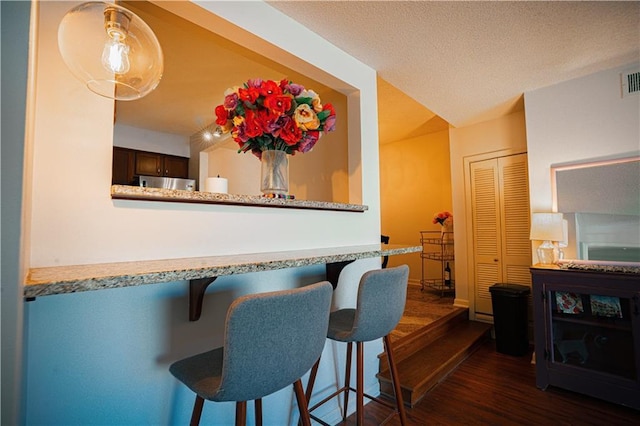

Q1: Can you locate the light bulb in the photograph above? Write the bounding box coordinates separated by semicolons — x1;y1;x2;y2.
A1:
202;130;213;142
58;2;163;100
101;7;132;75
101;32;130;74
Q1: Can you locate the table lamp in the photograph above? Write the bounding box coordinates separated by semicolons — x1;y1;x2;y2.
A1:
530;213;564;265
557;219;569;260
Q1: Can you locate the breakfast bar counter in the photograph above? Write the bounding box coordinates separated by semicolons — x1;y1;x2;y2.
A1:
25;243;421;320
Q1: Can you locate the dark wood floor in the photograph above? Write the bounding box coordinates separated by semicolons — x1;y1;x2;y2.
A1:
339;339;640;425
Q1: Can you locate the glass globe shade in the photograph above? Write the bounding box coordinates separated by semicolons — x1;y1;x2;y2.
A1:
58;1;163;101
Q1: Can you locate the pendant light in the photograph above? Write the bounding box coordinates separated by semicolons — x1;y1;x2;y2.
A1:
58;1;163;101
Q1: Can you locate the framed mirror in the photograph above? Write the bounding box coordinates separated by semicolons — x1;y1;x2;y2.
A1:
552;154;640;263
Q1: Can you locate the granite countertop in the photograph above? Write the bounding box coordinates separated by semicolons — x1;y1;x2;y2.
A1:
25;244;421;298
111;185;368;212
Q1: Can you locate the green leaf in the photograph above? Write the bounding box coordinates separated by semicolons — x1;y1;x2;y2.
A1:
295;96;313;106
238;141;252;153
316;110;330;121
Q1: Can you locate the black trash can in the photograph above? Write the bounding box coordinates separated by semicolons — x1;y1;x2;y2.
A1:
489;283;530;356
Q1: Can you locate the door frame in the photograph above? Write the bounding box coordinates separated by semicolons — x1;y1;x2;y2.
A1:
463;148;527;322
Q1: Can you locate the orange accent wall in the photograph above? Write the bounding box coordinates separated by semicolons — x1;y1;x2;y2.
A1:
380;130;452;283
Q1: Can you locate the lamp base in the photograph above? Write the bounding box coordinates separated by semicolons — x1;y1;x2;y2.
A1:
537;241;557;265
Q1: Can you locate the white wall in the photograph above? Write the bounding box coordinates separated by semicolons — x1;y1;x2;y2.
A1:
449;64;640;317
22;1;382;424
113;123;191;157
525;63;640;213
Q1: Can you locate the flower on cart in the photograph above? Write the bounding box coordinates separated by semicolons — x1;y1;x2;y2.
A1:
432;211;453;226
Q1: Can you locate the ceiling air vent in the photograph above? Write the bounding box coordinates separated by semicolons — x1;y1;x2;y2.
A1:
621;69;640;98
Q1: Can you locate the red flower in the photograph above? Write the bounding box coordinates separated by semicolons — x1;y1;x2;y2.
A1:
264;95;292;115
215;105;228;126
238;86;260;104
243;110;263;139
278;117;302;145
323;103;336;117
259;80;282;97
256;108;279;134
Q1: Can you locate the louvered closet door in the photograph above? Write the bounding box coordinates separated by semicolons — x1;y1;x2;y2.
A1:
471;154;531;316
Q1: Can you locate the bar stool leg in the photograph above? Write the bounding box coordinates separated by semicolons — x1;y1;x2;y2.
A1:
294;379;312;426
343;342;353;421
304;358;321;403
356;341;364;425
235;401;247;426
254;398;263;426
384;335;407;426
190;395;204;426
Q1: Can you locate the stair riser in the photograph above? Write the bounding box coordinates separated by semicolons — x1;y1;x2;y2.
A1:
379;334;489;406
377;318;491;407
380;308;468;371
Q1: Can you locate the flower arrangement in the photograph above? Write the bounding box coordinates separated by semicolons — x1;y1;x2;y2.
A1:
433;211;453;226
214;78;336;159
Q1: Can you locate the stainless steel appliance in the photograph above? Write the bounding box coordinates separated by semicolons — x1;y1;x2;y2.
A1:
139;176;195;191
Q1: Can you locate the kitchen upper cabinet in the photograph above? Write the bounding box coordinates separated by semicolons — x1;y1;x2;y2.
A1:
135;151;164;177
112;147;189;184
112;147;136;185
163;154;189;178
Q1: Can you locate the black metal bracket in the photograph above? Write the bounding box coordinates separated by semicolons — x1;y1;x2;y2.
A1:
189;260;356;321
325;260;355;289
189;277;218;321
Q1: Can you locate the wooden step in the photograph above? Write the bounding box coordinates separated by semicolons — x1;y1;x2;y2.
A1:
381;307;469;369
377;320;492;407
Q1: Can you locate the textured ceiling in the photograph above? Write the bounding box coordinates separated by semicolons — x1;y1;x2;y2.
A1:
115;1;639;146
268;0;640;128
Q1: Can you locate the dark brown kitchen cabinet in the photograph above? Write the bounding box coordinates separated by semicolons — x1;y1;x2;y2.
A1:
112;147;189;184
531;266;640;410
112;147;136;185
163;154;189;178
135;151;189;178
135;151;164;176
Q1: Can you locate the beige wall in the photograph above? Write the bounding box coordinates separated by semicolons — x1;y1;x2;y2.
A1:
449;111;528;312
380;129;452;283
21;1;386;423
28;1;379;268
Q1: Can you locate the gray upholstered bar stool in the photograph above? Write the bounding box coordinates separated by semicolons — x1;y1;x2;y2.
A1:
305;265;409;426
170;281;333;426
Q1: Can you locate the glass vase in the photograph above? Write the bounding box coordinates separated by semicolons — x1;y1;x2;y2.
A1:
260;150;289;196
441;223;454;255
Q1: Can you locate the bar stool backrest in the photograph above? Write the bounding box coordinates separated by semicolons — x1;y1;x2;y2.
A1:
216;281;333;402
350;265;409;342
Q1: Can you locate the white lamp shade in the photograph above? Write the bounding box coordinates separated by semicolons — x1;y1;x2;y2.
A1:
558;219;569;248
58;2;163;101
530;213;564;241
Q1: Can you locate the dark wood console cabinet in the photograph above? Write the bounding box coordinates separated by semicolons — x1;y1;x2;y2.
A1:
531;266;640;410
112;147;189;185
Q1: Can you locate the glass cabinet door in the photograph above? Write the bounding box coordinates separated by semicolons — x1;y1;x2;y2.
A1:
548;287;639;380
